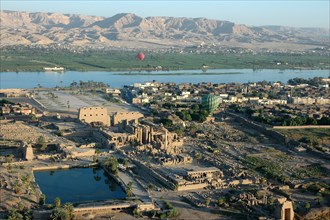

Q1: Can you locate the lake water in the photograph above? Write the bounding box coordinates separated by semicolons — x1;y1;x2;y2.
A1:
34;167;126;204
1;69;329;89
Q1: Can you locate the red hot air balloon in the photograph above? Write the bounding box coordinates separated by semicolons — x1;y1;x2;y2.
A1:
137;52;145;61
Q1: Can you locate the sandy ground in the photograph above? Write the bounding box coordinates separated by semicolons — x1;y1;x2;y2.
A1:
34;90;138;114
0;164;38;211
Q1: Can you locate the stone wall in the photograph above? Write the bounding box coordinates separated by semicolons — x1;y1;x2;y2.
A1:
176;183;208;191
111;111;144;126
78;107;110;126
131;159;176;190
273;125;330;129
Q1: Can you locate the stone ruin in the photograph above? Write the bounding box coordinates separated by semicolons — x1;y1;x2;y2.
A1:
274;197;294;220
20;142;34;161
237;192;268;207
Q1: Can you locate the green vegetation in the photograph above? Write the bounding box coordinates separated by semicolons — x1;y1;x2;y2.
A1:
54;197;61;207
7;209;24;220
50;207;67;220
252;113;329;126
218;196;227;206
39;194;46;205
243;156;289;183
175;104;210;122
1;48;329;72
288;77;327;86
50;202;74;220
104;156;119;175
156;201;180;219
55;130;63;136
293;164;328;179
275;128;330;147
7;207;32;220
133;208;143;218
205;197;211;207
245;107;330;126
36;136;47;151
0;99;14;106
126;181;134;197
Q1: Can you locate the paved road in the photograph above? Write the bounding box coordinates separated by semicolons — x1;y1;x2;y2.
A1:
117;170;151;203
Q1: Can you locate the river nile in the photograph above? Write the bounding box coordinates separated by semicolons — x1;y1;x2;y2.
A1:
0;69;329;89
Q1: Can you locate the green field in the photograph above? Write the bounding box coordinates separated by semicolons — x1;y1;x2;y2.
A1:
1;48;329;72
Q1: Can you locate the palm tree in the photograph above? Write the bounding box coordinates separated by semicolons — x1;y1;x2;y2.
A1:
205;197;211;207
63;203;75;220
50;207;67;220
7;209;23;220
104;156;118;175
126;181;134;197
54;197;61;207
13;180;21;194
39;194;46;205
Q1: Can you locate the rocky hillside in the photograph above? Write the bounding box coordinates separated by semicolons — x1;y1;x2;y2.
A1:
1;10;329;49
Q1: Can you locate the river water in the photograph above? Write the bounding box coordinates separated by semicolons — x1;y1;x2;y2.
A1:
1;69;328;89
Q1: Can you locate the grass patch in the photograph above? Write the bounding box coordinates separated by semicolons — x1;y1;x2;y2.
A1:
293;163;328;179
243;156;289;182
275;128;330;145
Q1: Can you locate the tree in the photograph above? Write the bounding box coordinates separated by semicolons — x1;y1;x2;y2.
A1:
148;183;155;191
92;155;98;163
7;209;23;220
21;174;32;187
189;124;197;133
315;193;323;205
192;104;199;111
133;208;142;217
218;197;226;206
194;153;202;162
95;149;101;155
172;124;185;137
63;203;75;220
160;118;173;127
205;197;211;207
259;178;267;185
36;136;47;150
127;181;134;197
54;197;61;208
50;207;67;220
55;130;63;136
122;158;129;168
14;180;22;194
17;202;25;212
104;156;119;175
23;208;32;220
39;194;46;205
306;117;317;125
305;202;311;210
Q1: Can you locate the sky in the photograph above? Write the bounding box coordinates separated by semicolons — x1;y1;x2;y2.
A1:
1;0;329;28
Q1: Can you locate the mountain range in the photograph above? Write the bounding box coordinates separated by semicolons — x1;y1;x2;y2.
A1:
1;10;329;50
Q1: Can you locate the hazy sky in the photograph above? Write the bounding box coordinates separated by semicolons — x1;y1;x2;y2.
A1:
1;0;329;28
